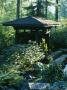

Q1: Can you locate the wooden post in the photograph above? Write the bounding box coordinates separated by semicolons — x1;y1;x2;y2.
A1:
35;30;39;44
16;0;20;43
15;29;19;43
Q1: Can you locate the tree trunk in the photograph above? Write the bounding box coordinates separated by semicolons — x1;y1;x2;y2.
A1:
55;0;58;21
45;0;48;19
16;0;20;19
37;0;41;16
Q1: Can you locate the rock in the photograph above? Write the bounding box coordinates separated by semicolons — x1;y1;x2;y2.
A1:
63;65;67;79
51;50;62;59
50;81;67;90
28;82;50;90
52;55;67;65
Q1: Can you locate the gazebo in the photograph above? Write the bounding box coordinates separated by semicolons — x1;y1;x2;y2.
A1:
2;16;59;47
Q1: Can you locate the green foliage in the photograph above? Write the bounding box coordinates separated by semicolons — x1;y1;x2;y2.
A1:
0;0;65;88
42;63;63;83
32;62;44;77
0;65;23;88
40;38;48;54
47;55;53;63
0;0;16;20
0;43;45;87
50;26;67;49
61;0;67;18
0;25;15;51
40;39;52;64
48;11;55;20
2;43;45;66
31;55;53;77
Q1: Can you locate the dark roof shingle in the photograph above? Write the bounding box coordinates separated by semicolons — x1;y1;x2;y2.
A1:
2;16;59;30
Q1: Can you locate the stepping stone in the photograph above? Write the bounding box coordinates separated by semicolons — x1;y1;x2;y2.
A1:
28;82;50;90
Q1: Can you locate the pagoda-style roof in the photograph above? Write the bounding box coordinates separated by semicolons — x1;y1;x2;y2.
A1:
2;16;59;30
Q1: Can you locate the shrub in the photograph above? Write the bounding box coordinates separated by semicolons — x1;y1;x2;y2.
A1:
32;62;45;77
40;39;53;64
40;38;48;54
0;25;15;51
0;65;23;89
0;43;45;87
50;27;67;49
42;63;63;83
2;43;45;71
